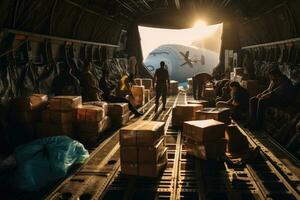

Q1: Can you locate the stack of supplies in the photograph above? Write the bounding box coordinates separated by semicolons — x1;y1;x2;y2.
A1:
37;96;81;138
130;85;145;107
107;103;130;126
187;78;193;95
120;121;167;177
169;80;179;95
202;88;216;101
11;94;48;140
144;89;150;103
187;100;209;107
134;78;142;86
183;119;226;160
195;107;231;124
75;104;110;143
141;79;153;90
172;104;203;128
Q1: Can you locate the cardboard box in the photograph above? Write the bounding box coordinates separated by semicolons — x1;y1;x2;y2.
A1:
49;96;82;111
11;94;48;111
172;104;203;128
108;103;129;116
195;107;231;124
185;138;227;160
134;78;142;86
226;125;249;154
131;85;145;106
183;119;225;143
14;110;41;123
141;79;153;89
42;109;74;123
187;100;209;107
36;122;73;138
121;148;167;177
120;138;166;163
76;116;111;142
234;67;244;76
202;88;216;100
83;101;108;115
144;89;150;103
241;80;259;96
187;78;193;86
114;112;130;126
76;105;105;122
169;80;178;95
120;120;165;146
230;72;235;80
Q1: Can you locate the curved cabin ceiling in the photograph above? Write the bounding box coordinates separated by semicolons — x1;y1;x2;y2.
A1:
0;0;299;46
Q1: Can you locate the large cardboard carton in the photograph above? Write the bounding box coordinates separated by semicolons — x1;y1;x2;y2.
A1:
169;80;179;95
36;122;73;138
187;100;209;107
187;78;193;86
131;85;145;106
83;101;108;115
120;120;165;146
241;80;259;96
183;119;225;143
14;110;41;123
141;79;153;89
11;94;48;111
76;105;105;122
76;116;111;142
108;103;129;116
185;138;227;160
121;149;167;177
49;96;82;111
144;89;150;103
226;125;249;154
234;67;244;76
114;112;130;126
42;109;74;124
202;88;216;100
172;104;203;128
134;78;142;86
120;138;166;163
195;107;231;124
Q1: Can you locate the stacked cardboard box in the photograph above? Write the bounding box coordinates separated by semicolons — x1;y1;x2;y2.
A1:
183;119;226;160
144;89;150;103
187;78;193;95
37;96;81;138
241;80;259;96
107;103;130;126
120;120;167;177
75;105;111;143
11;94;48;140
234;67;244;76
187;100;209;107
195;107;231;124
169;80;179;95
172;104;203;128
141;79;153;90
134;78;142;86
202;88;216;101
131;85;145;107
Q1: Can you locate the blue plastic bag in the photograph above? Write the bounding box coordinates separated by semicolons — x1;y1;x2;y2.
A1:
11;136;89;191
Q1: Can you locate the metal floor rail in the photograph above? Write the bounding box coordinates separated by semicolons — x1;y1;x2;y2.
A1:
44;94;300;200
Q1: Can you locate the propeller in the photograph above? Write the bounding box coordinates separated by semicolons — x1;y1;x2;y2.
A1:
179;50;203;68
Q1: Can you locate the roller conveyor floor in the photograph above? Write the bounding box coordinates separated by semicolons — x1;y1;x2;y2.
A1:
44;93;300;200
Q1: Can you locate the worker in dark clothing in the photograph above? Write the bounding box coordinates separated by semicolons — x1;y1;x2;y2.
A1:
99;69;143;117
192;73;213;100
248;68;294;129
52;63;81;96
80;62;102;102
153;61;170;112
217;81;250;119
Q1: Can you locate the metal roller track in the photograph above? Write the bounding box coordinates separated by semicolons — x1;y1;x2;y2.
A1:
45;93;300;200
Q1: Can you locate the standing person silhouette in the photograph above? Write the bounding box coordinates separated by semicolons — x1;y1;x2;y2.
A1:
153;61;170;112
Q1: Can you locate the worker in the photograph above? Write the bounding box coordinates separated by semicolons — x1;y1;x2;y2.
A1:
216;81;250;119
117;73;135;98
99;69;143;117
80;61;102;102
248;68;294;130
153;61;170;112
52;63;81;96
192;73;213;100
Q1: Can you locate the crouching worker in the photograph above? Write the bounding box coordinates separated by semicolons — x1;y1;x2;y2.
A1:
99;69;143;117
117;73;135;98
216;81;249;120
80;62;102;102
248;68;294;130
